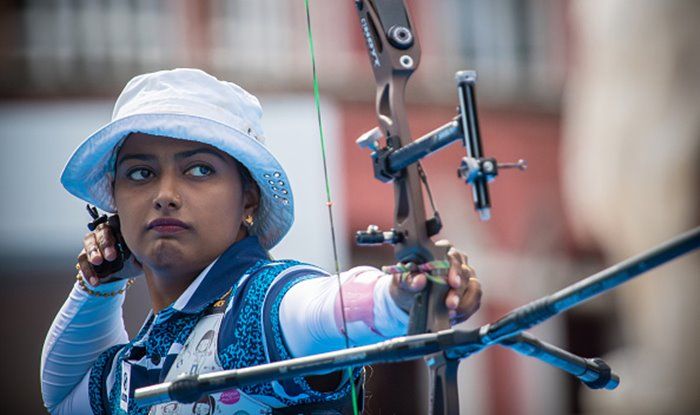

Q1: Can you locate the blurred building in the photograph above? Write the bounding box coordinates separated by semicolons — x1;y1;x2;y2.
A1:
0;0;565;104
0;1;628;415
563;0;700;413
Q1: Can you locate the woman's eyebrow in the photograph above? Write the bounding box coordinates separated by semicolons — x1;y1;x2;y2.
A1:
116;148;227;167
116;154;156;167
175;148;228;163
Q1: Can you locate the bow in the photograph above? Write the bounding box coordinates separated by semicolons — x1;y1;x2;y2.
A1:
326;1;526;412
303;0;458;411
348;1;461;412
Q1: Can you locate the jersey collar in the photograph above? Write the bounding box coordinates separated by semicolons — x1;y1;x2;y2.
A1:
169;235;269;316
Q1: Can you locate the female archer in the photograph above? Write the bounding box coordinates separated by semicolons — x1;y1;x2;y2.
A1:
40;68;482;414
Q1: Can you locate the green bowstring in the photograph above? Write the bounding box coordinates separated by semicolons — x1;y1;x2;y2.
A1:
303;1;360;414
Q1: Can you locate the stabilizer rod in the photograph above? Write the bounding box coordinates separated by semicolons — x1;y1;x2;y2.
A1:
135;226;700;407
470;226;700;349
501;333;619;390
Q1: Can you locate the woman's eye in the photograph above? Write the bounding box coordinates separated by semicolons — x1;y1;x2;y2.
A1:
186;165;214;177
127;168;154;181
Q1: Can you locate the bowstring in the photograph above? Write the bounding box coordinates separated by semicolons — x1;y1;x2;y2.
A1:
303;1;360;414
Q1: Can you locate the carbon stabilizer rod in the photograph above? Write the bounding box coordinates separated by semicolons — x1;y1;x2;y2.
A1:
135;226;699;407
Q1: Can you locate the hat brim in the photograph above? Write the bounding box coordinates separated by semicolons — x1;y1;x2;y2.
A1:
60;113;294;250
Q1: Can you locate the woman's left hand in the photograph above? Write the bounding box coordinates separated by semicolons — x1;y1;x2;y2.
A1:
389;242;482;324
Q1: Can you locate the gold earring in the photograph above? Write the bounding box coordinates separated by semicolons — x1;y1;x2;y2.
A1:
244;215;254;226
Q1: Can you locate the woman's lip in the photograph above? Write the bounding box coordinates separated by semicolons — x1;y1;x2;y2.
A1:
147;218;190;233
150;225;187;234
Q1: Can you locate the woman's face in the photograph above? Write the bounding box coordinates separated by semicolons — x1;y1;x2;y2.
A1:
114;133;257;275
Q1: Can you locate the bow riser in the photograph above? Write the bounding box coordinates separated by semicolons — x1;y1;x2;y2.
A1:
355;1;457;414
356;0;451;335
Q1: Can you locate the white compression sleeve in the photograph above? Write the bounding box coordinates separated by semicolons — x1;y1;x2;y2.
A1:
49;372;91;415
279;266;408;358
41;277;129;413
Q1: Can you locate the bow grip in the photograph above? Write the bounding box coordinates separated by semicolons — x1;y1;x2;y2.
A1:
408;278;451;334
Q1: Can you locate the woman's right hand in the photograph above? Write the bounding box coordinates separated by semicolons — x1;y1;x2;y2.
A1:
77;222;141;286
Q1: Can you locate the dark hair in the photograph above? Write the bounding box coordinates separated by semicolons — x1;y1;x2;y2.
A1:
234;160;258;195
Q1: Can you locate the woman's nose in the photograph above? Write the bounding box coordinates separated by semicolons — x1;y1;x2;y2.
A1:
153;175;182;210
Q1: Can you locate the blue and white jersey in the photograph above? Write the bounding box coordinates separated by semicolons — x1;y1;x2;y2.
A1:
87;236;361;415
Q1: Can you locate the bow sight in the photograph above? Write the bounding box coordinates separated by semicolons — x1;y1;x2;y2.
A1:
353;3;525;258
355;69;528;234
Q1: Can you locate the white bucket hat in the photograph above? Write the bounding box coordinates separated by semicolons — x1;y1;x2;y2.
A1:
61;68;293;249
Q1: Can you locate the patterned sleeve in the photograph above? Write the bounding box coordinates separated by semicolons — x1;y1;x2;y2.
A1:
263;263;365;409
88;344;125;415
217;260;363;410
